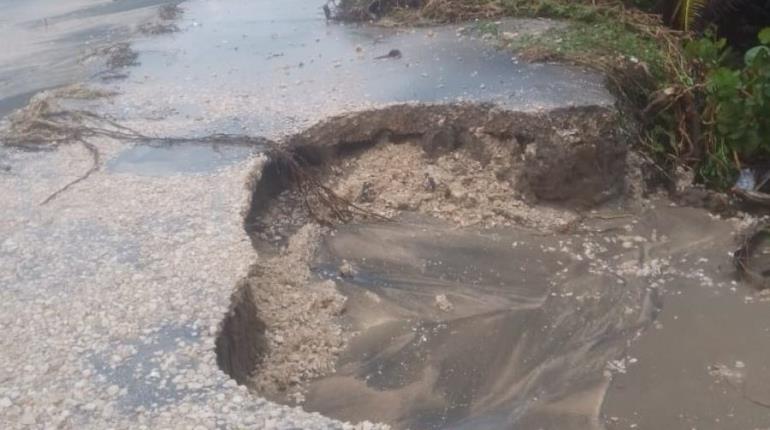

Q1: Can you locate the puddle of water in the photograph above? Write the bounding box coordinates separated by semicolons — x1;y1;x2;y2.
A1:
107;142;259;176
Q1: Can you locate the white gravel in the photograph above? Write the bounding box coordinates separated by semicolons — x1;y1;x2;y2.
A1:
0;139;382;429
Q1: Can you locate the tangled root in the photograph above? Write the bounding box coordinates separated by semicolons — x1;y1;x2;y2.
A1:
264;149;390;226
1;86;382;218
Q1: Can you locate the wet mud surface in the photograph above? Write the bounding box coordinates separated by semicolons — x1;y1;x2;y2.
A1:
301;207;768;430
602;211;770;429
303;216;651;430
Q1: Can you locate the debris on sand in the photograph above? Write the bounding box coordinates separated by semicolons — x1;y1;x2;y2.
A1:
1;85;119;148
138;4;184;35
734;224;770;290
329;138;578;230
374;49;402;60
330;0;502;22
139;22;180;35
434;294;453;312
102;42;140;69
158;4;183;21
0;86;133;204
339;260;356;278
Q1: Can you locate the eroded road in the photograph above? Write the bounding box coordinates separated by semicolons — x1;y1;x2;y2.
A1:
1;1;769;429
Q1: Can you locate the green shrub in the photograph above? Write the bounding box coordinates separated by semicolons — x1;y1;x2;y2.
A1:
691;28;770;187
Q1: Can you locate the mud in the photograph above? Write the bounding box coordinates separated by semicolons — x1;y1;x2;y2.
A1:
302;215;655;429
600;208;770;430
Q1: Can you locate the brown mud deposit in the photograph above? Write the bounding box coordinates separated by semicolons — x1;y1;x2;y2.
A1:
215;102;766;429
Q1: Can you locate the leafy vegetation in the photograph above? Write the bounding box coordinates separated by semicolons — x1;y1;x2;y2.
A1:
485;1;770;189
693;28;770;186
672;0;708;31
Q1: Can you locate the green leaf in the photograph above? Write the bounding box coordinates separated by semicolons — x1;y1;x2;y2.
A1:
707;68;741;98
745;46;770;67
759;28;770;45
676;0;707;31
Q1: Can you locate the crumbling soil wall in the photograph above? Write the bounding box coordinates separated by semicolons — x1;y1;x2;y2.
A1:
215;279;268;384
282;103;626;207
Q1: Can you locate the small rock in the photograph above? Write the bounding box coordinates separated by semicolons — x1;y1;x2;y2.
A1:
357;181;376;203
435;294;454;312
20;412;36;425
448;183;467;201
422;174;437;192
501;31;518;41
339;260;356;278
0;397;12;408
1;239;17;252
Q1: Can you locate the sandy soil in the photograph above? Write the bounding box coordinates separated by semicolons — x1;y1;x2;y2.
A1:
330;139;580;230
244;224;349;404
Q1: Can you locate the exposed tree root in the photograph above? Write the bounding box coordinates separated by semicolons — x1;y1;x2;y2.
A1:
266;149;391;226
40;139;100;205
2;86;386;220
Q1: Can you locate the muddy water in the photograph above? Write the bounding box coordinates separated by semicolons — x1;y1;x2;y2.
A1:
601;208;770;430
296;207;770;430
299;214;649;429
0;0;179;116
